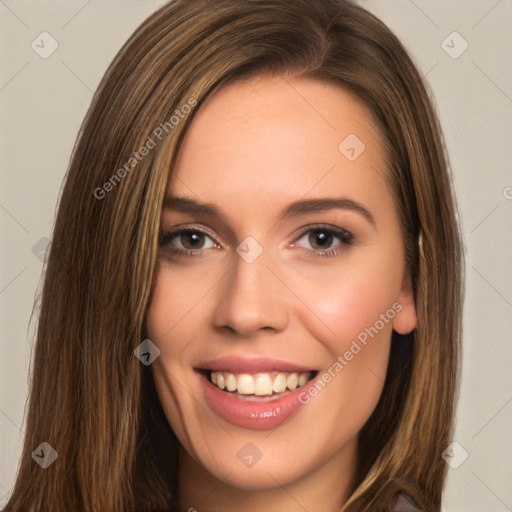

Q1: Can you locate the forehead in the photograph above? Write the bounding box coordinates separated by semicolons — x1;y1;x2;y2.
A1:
168;75;391;223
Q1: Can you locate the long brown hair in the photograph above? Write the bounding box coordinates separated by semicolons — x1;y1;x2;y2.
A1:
3;0;463;510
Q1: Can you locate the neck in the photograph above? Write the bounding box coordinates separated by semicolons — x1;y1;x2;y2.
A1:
177;439;358;512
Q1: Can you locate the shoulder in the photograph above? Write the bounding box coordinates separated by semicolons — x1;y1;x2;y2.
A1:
391;491;424;511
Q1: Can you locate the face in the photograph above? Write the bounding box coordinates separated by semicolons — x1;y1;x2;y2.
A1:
145;75;417;491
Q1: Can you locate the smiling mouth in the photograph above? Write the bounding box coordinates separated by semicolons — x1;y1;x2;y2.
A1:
200;370;319;399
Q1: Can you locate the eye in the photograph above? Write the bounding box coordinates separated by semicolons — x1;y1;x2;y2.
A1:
293;225;354;257
159;227;219;256
159;224;354;259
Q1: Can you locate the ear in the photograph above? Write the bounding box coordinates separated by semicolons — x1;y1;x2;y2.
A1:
392;270;417;334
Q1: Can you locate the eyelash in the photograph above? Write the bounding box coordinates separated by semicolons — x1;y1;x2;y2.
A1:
158;224;354;259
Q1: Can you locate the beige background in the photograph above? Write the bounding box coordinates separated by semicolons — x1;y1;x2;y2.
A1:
1;1;511;510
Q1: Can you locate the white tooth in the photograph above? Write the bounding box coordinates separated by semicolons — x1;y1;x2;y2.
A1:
217;372;225;390
225;373;237;392
211;372;217;385
254;373;273;396
286;373;298;390
298;372;309;387
237;374;255;394
273;373;287;393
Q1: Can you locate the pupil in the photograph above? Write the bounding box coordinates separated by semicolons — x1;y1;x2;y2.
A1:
182;232;204;249
310;230;332;249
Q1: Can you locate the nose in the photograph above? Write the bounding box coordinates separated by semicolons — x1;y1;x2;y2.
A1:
212;250;289;338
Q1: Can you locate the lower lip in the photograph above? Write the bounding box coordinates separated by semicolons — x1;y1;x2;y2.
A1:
199;372;318;431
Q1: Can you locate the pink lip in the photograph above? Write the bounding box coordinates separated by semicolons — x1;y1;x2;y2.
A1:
195;355;316;373
197;369;320;431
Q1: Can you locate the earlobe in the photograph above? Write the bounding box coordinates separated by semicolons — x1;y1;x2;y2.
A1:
392;271;417;335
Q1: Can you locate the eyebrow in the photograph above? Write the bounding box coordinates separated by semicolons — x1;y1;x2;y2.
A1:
163;195;376;227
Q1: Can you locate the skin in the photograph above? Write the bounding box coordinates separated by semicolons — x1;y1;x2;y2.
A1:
145;75;417;512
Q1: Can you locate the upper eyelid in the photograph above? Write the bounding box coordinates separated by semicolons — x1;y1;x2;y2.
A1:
163;225;222;244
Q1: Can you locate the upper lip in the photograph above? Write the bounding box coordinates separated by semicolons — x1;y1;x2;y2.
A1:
195;356;317;373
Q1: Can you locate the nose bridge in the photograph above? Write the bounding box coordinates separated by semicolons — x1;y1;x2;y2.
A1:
213;245;288;336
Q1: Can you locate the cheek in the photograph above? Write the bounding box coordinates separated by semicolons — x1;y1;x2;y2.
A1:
293;251;401;356
144;270;195;412
287;249;399;420
293;270;395;450
145;272;213;456
145;263;220;354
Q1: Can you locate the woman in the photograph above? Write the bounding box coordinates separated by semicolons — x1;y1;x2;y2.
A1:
3;0;463;511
